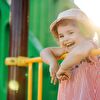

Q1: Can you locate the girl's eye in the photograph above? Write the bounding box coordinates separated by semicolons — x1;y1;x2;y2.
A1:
69;31;74;34
59;35;64;38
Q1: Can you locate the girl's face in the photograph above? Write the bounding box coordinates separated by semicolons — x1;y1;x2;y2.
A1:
57;20;86;51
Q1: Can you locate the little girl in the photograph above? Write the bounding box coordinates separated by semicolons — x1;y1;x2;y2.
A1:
40;8;100;100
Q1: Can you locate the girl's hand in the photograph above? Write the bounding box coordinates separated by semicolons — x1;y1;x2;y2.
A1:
49;63;59;85
56;67;72;81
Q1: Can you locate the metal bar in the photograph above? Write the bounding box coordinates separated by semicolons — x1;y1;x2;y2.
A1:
38;62;43;100
7;0;29;100
28;63;33;100
5;48;100;65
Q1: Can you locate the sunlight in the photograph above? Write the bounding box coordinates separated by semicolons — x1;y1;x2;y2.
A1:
74;0;100;27
93;32;99;45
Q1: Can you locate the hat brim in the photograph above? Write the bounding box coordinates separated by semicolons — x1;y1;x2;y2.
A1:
50;17;94;40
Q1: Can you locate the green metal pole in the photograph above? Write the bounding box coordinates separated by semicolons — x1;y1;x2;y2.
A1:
7;0;29;100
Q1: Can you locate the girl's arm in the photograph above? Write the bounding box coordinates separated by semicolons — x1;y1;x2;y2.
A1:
40;47;67;64
57;40;96;79
40;47;67;84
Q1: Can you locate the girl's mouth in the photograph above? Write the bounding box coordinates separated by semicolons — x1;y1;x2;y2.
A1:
66;42;75;47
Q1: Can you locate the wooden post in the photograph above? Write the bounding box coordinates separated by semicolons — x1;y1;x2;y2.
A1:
7;0;29;100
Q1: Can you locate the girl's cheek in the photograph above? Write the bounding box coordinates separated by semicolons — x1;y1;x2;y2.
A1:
58;40;62;45
60;42;64;47
59;43;63;47
59;39;65;47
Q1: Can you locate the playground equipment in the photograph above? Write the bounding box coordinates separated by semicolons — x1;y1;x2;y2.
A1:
5;57;42;100
5;48;100;100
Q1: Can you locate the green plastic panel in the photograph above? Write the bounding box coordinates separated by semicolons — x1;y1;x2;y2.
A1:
0;1;10;100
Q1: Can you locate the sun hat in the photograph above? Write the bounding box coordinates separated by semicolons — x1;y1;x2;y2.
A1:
50;8;95;40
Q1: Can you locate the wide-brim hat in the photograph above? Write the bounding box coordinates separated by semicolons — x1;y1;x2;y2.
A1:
50;8;95;40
